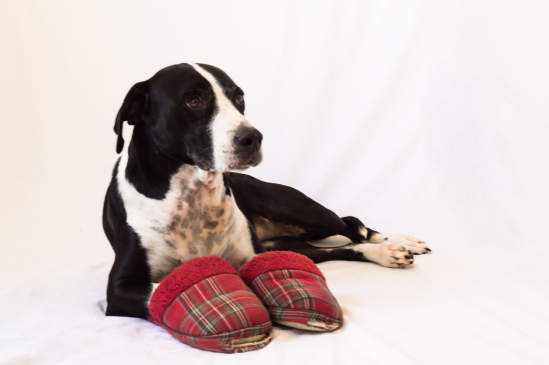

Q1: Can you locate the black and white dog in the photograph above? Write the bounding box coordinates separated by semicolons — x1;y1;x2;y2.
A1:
102;63;431;318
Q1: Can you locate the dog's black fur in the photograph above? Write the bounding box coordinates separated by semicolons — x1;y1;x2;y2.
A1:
103;63;428;318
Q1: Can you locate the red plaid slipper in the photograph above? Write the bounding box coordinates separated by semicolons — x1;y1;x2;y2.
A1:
239;251;343;332
148;256;272;353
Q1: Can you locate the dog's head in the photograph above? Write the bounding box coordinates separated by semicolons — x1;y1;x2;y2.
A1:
114;63;262;171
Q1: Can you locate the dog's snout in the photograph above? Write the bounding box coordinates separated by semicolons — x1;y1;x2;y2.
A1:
234;127;263;150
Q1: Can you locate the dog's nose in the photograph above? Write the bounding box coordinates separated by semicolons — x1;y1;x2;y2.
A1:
234;127;263;150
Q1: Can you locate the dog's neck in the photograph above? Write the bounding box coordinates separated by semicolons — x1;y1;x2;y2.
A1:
124;127;226;200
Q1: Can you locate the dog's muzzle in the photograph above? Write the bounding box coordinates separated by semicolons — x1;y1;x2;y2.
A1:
232;126;263;169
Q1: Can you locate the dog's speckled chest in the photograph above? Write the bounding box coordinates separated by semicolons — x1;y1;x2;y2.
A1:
117;152;255;282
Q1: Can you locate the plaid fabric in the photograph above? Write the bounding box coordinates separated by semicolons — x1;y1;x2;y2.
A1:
150;272;272;353
248;269;343;331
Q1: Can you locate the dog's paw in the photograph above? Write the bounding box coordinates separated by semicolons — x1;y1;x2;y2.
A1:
356;242;415;268
385;234;431;255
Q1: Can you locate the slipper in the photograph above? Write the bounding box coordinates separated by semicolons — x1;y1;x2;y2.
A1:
239;251;343;332
148;256;272;353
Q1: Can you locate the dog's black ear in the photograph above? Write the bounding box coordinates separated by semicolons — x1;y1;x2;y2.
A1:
114;81;150;153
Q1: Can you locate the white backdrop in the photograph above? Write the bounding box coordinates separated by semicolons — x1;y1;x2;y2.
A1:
1;1;549;364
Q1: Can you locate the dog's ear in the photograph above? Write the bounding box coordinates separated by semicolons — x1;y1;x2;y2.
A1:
114;81;150;153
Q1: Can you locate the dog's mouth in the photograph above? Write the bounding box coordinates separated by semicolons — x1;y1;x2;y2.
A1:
229;149;263;171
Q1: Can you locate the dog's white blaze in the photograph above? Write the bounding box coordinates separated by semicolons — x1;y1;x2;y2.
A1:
116;150;255;280
190;63;250;171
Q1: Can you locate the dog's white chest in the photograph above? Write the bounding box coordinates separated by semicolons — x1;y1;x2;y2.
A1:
116;153;254;282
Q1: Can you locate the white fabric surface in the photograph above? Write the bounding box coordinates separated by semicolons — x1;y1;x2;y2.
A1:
2;251;548;365
2;0;548;364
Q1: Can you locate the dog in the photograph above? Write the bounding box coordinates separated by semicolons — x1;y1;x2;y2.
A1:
102;63;431;318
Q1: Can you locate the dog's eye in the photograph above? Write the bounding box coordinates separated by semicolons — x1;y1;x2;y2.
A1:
185;96;204;110
234;94;244;106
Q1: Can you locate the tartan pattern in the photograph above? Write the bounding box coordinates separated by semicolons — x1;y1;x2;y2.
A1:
151;272;272;353
249;269;343;330
155;320;272;353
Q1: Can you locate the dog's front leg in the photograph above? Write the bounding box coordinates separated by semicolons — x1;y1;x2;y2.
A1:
106;230;152;318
